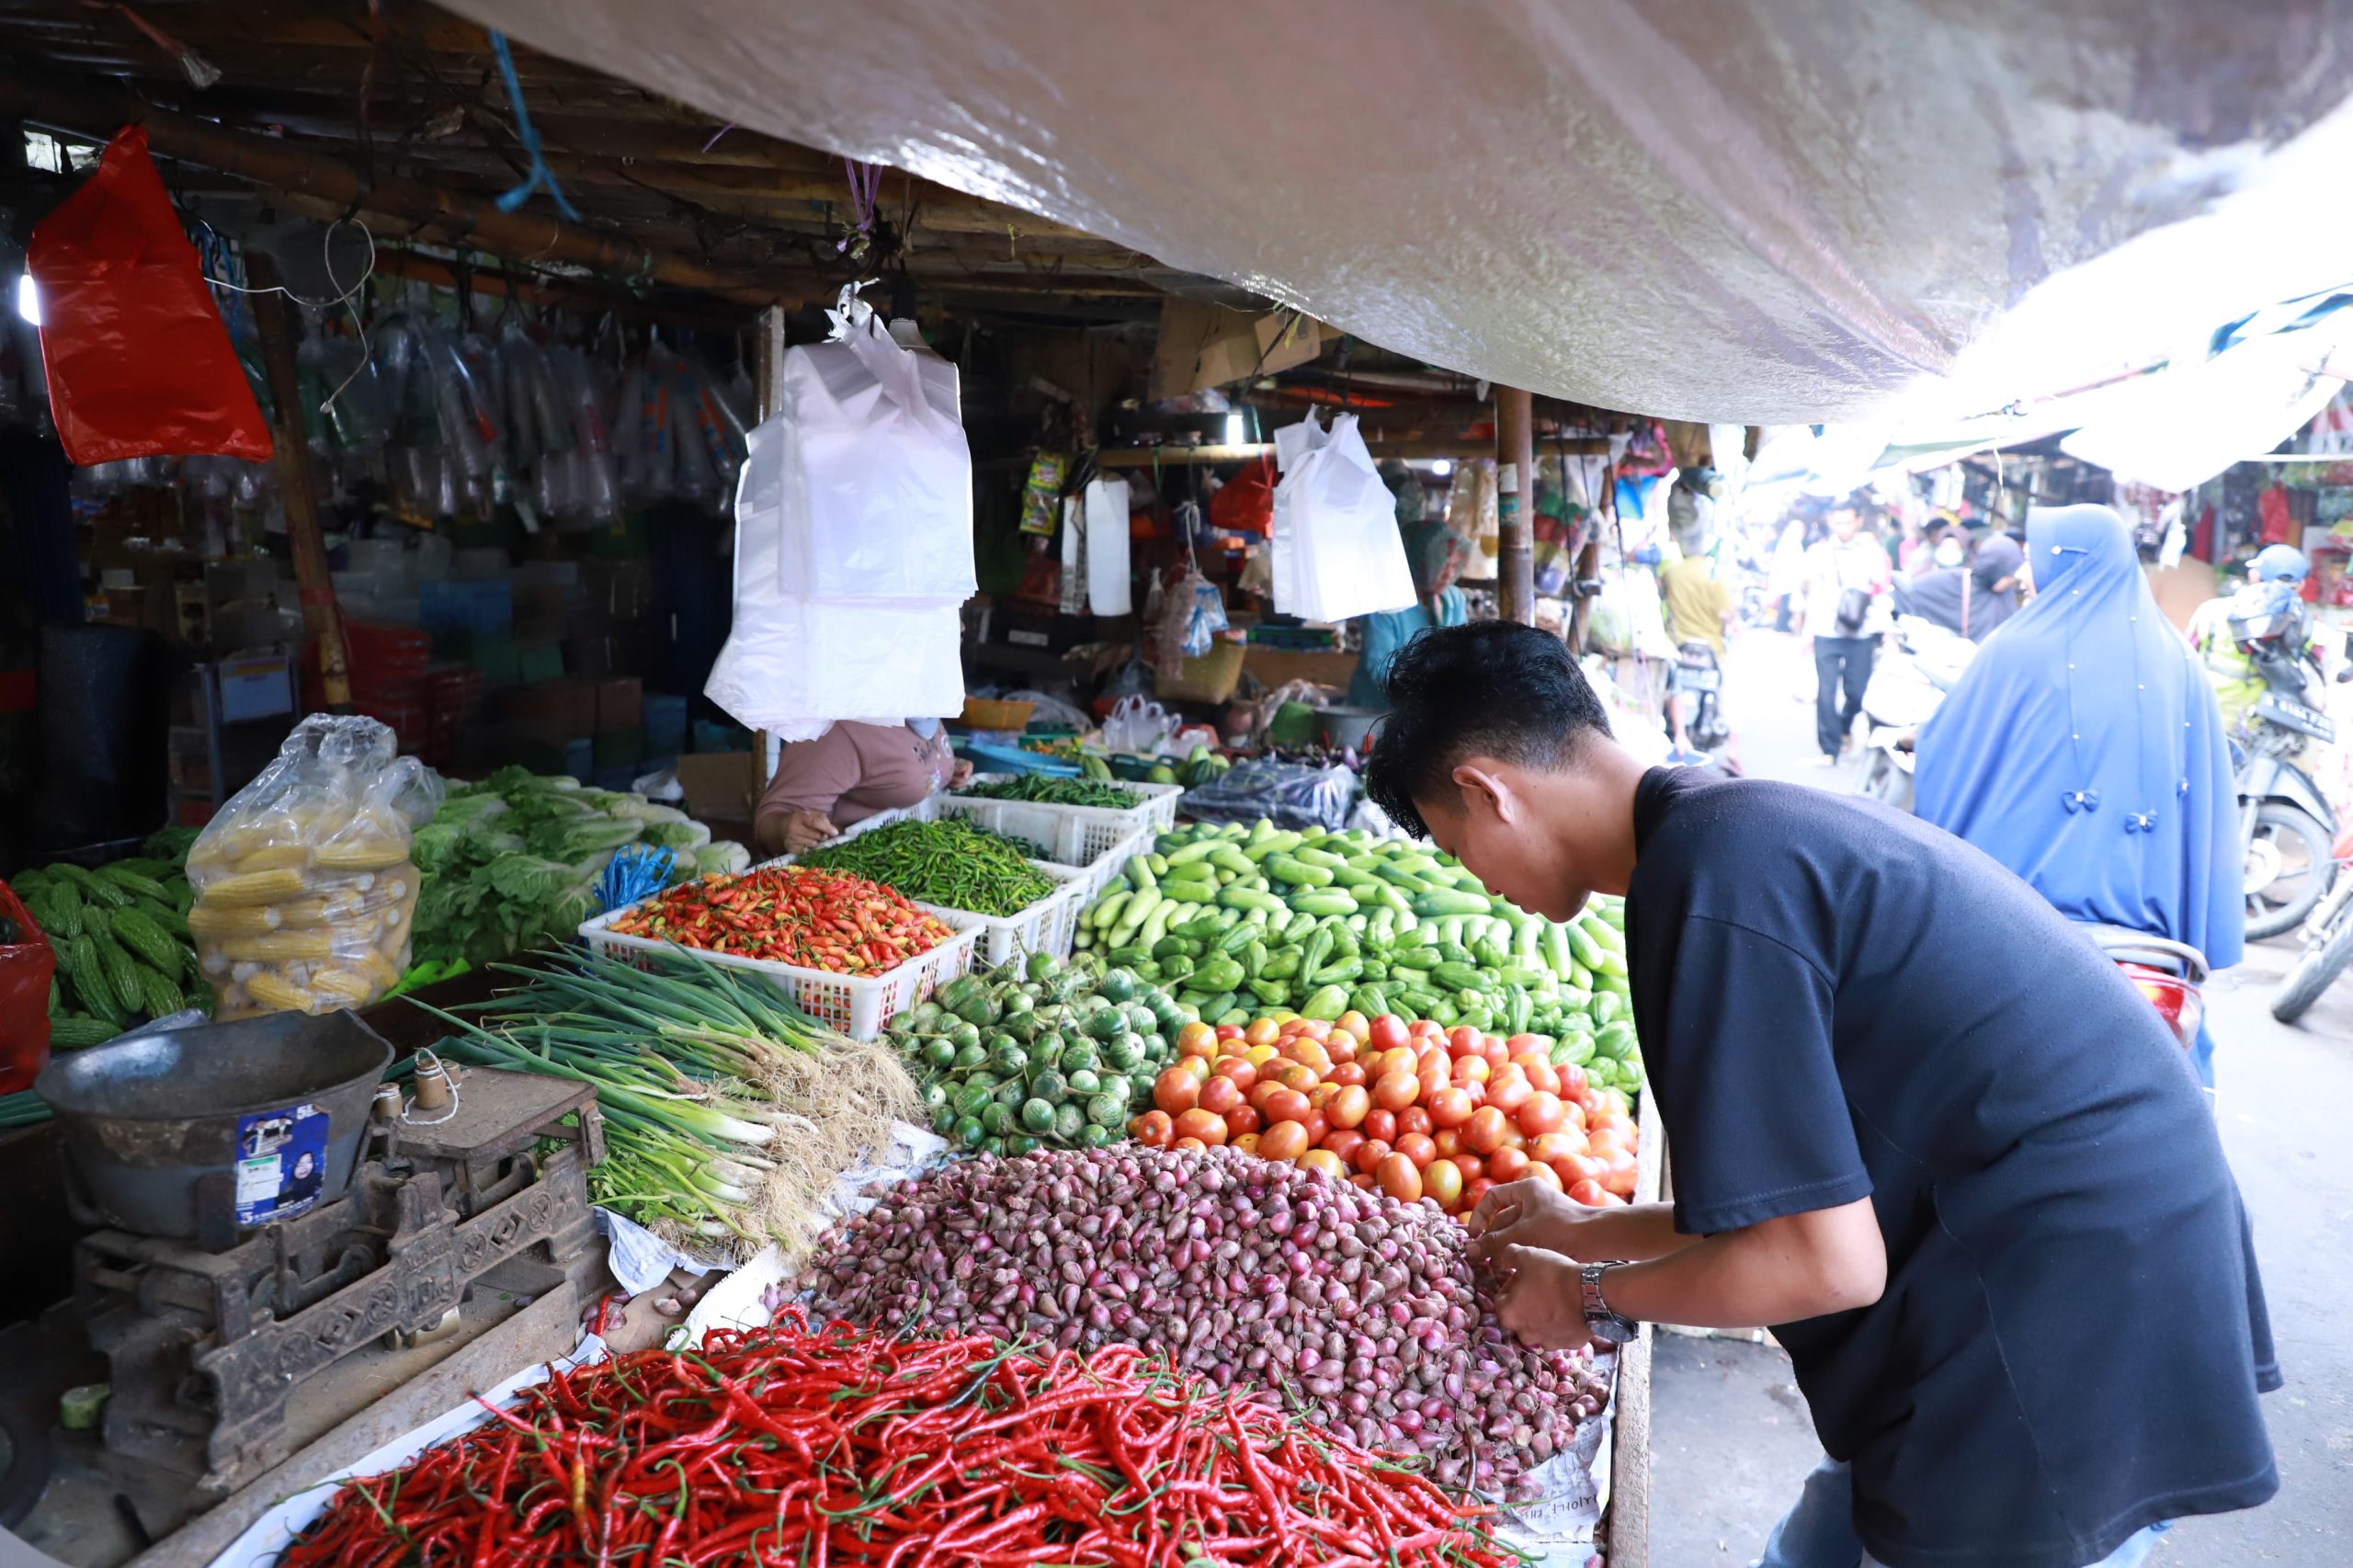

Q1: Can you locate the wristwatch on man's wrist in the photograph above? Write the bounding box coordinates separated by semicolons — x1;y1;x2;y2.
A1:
1580;1263;1638;1345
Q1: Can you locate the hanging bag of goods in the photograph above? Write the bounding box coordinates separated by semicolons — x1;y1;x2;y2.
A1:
25;127;272;466
1273;407;1419;622
186;715;441;1019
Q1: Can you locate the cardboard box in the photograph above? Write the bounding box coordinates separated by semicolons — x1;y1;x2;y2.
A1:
498;676;597;739
678;751;758;821
1150;300;1330;400
595;676;642;733
1242;646;1359;693
583;559;655;621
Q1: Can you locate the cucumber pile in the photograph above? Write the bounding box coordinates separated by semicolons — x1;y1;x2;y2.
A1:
1074;819;1643;1095
884;952;1187;1155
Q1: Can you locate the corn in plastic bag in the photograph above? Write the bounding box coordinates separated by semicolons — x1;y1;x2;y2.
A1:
188;714;440;1019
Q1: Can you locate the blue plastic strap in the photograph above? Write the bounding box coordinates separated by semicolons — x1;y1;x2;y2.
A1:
593;844;679;916
487;31;583;222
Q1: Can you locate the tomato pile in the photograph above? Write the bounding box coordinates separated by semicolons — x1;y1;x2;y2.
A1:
1128;1010;1640;1216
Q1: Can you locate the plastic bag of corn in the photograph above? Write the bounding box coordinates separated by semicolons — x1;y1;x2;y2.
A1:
188;715;440;1019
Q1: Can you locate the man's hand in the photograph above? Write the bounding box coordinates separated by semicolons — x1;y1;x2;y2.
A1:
780;809;837;853
1485;1244;1593;1353
948;760;975;789
1467;1178;1599;1261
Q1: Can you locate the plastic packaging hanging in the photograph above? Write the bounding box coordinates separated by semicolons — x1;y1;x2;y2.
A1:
185;716;442;1020
768;295;975;602
1271;409;1417;622
1083;474;1132;616
26;127;273;465
703;415;966;741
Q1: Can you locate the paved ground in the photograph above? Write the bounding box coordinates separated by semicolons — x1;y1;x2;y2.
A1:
1645;630;2353;1566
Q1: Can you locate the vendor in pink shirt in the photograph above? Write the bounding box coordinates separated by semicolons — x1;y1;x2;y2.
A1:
755;720;973;854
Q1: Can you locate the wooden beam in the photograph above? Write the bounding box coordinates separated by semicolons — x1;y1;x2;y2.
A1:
1496;387;1536;624
0;65;801;305
1095;435;1608;468
365;246;755;330
246;251;350;710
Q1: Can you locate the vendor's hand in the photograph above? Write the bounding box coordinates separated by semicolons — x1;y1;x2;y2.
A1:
1484;1243;1593;1353
780;809;837;853
1467;1177;1607;1262
949;760;974;788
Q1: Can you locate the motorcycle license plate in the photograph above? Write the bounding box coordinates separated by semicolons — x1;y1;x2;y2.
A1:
2256;693;2336;743
1677;666;1721;692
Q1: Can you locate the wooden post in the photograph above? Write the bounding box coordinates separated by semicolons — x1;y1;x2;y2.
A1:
246;252;350;710
1495;386;1536;624
752;305;789;787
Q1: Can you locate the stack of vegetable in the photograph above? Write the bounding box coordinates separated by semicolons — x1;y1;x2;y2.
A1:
422;948;915;1258
409;767;746;969
881;952;1185;1153
608;865;952;977
1136;1010;1641;1212
280;1316;1518;1568
803;1144;1614;1498
796;816;1056;916
1077;819;1643;1095
16;835;202;1047
952;774;1142;810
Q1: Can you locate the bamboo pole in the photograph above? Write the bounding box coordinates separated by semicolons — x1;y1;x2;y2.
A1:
245;251;349;710
1496;387;1537;624
0;67;794;306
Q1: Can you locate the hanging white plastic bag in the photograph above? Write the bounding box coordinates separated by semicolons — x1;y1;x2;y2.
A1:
705;418;966;740
1084;475;1131;616
775;295;974;603
1267;412;1324;613
1274;410;1415;621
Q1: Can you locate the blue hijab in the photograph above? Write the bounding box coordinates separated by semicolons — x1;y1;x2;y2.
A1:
1915;504;2243;969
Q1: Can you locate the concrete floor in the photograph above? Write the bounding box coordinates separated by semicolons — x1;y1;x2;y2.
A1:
1645;630;2353;1565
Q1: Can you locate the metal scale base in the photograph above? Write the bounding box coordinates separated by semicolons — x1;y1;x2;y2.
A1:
19;1068;605;1563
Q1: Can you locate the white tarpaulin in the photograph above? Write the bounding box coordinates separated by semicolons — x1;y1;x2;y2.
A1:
451;0;2353;424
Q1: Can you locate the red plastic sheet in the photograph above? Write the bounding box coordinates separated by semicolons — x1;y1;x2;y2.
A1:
27;126;272;465
0;882;55;1093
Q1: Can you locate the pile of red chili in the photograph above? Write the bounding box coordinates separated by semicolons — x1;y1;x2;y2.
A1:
279;1314;1520;1568
609;865;951;976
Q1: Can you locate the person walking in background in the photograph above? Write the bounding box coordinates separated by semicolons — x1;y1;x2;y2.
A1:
1802;500;1891;765
1915;504;2242;1086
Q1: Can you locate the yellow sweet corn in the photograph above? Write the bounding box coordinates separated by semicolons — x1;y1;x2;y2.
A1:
311;838;410;871
231;845;314;873
188;903;290;937
198;868;310;907
245;971;324;1013
310;967;378;1001
220;931;335;962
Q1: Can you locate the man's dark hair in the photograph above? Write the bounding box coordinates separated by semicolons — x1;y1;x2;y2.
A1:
1363;622;1611;840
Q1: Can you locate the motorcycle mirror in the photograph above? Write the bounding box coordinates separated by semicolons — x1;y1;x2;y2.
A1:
2336;667;2352;684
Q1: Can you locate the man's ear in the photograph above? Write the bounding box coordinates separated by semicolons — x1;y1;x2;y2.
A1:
1450;762;1515;825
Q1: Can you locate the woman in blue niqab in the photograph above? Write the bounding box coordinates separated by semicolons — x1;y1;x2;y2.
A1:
1915;504;2242;1084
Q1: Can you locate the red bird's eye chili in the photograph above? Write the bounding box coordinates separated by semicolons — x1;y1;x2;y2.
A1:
608;867;952;977
277;1313;1520;1568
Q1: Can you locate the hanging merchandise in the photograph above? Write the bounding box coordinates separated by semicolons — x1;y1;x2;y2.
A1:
770;303;973;602
1017;449;1068;536
704;411;964;741
1444;457;1499;579
1083;473;1132;616
1208;454;1278;536
1057;494;1088;616
26;128;272;465
1270;409;1416;622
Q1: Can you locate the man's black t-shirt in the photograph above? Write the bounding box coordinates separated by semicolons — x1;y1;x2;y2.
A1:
1625;767;2278;1568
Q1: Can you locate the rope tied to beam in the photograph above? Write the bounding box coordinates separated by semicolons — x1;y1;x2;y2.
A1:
486;29;582;222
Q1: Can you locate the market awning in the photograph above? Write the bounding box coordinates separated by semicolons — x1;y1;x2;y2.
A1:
445;0;2353;426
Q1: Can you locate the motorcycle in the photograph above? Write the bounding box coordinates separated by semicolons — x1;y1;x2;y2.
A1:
2219;585;2339;939
1855;615;1978;810
2086;925;2208;1051
2269;824;2353;1024
1667;640;1732;756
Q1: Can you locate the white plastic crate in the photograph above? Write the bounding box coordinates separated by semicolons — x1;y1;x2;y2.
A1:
578;891;984;1040
934;775;1182;867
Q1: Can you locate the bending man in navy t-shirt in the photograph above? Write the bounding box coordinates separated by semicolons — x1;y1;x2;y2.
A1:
1362;622;2278;1568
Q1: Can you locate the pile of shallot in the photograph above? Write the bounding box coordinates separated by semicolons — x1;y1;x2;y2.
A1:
798;1144;1611;1497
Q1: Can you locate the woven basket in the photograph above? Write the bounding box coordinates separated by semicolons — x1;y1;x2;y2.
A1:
1155;641;1246;704
958;697;1037;731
